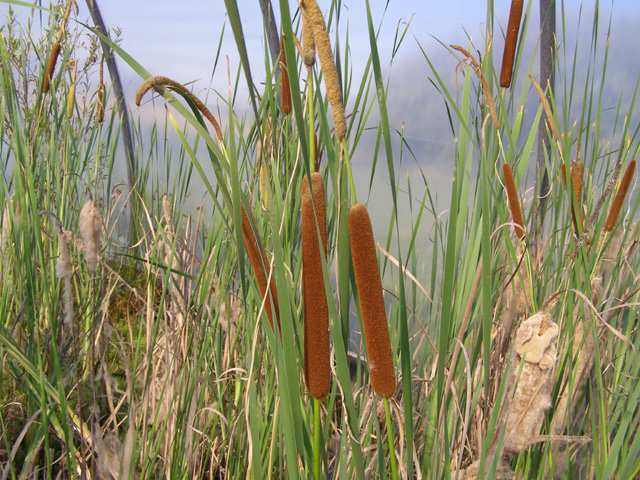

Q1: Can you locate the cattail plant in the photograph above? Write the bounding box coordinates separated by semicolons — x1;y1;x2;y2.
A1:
500;0;524;88
41;0;75;94
42;41;61;94
301;173;330;399
301;173;330;479
300;0;346;141
604;160;636;232
279;35;292;115
502;163;526;240
348;203;398;479
241;207;279;329
79;199;102;273
301;2;316;67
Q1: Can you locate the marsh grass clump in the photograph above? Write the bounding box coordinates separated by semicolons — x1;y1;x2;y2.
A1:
2;1;640;478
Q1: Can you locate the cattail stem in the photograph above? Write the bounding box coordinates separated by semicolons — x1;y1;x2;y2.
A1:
307;72;317;172
348;203;395;398
383;398;399;480
312;398;322;480
502;164;526;240
500;0;524;88
604;160;636;232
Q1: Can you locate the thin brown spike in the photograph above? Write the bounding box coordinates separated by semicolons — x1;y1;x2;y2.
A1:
279;35;292;115
500;0;524;88
301;173;330;399
502;164;526;240
604;160;636;232
348;203;395;398
241;208;280;328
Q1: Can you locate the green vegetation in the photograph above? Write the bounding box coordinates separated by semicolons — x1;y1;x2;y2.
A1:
1;0;639;478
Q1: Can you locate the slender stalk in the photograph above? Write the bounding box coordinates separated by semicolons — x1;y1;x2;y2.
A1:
383;399;398;480
313;398;322;480
307;70;316;173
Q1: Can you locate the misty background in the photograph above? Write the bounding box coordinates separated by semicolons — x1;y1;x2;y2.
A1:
2;1;639;247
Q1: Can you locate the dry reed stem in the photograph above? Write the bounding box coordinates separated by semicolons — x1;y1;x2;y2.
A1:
301;2;316;66
57;230;74;332
241;207;279;329
135;76;224;142
604;160;636;232
503;311;558;453
502;164;526;239
96;61;105;123
499;0;524;88
42;41;61;94
79;199;102;273
301;173;330;399
348;203;395;398
530;75;561;144
301;0;346;140
451;44;499;128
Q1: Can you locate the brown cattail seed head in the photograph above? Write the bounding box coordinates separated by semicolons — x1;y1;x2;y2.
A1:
348;203;395;398
301;173;330;399
570;161;584;204
241;207;279;329
502;164;526;240
42;41;61;94
279;36;292;115
79;200;102;272
301;0;346;140
604;160;636;232
301;3;316;67
500;0;524;88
